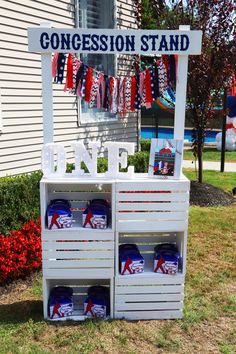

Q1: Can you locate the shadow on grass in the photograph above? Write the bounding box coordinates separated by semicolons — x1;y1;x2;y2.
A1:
0;300;118;328
0;300;43;324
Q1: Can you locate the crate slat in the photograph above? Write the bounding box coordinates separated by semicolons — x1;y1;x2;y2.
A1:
117;211;188;221
116;202;189;211
43;259;114;268
117;220;188;232
42;231;114;241
116;301;183;311
43;268;113;279
116;192;189;202
43;250;114;259
114;310;183;320
48;192;111;201
115;274;184;285
42;241;114;250
116;284;184;294
116;180;189;191
116;293;184;302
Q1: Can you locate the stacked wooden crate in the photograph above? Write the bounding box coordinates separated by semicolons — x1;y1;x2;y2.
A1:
40;174;189;320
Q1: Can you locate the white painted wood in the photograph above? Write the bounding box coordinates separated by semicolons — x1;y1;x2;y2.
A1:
43;259;114;268
116;180;190;191
42;278;49;319
174;25;190;142
43;250;114;259
116;192;189;202
28;28;202;54
43;268;113;279
40;183;47;231
115;230;185;277
40;22;54;144
116;220;188;232
115;302;183;311
42;232;114;241
116;284;184;294
115;274;184;285
116;202;189;211
43;179;114;186
47;192;111;201
40;175;189;320
116;293;184;302
117;211;188;221
182;230;188;276
43;277;113;320
114;310;183;320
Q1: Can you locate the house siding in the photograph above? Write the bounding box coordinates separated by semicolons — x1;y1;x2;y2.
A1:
0;0;139;177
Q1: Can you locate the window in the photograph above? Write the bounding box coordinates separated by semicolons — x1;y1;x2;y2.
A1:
76;0;117;123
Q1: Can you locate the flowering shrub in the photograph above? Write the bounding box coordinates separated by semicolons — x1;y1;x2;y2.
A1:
0;218;42;285
0;171;42;235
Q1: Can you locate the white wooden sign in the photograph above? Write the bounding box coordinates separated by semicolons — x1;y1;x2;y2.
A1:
28;28;202;55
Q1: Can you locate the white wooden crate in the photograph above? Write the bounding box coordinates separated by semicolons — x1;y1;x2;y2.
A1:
115;177;190;232
116;231;186;275
40;179;115;231
115;274;184;320
43;278;113;320
40;176;189;321
42;230;115;278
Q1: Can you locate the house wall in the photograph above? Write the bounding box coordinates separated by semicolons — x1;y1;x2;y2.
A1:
0;0;139;177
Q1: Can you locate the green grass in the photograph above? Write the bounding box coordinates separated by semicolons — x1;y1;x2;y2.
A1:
183;169;236;193
1;204;235;354
0;172;236;353
184;147;236;162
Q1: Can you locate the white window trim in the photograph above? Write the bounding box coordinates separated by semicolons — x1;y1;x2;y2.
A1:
75;0;118;126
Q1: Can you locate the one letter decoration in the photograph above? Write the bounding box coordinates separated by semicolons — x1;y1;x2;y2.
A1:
72;141;100;177
41;141;136;179
42;143;66;178
104;142;135;178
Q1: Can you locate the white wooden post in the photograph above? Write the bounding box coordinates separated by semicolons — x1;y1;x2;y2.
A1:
174;25;190;141
40;22;54;144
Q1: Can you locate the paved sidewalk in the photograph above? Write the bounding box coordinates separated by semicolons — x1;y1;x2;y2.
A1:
183;160;236;172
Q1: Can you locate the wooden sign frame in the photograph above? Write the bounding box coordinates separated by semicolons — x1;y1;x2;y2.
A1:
27;23;202;147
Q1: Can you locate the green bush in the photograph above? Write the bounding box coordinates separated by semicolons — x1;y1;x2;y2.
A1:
66;157;108;174
0;171;42;235
128;151;150;173
140;139;151;152
0;152;150;235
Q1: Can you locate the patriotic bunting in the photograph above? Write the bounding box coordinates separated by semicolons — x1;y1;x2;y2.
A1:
52;53;176;116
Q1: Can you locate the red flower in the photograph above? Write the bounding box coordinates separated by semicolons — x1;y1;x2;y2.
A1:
0;219;42;285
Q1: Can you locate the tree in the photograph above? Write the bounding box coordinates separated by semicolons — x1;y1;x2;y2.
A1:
141;0;235;183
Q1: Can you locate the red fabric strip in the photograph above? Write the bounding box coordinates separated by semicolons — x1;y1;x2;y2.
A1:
66;53;74;89
109;76;114;111
130;75;136;111
52;53;59;78
84;66;93;102
226;123;234;130
162;55;169;73
145;69;152;105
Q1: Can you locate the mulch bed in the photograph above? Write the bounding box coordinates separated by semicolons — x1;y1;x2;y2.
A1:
0;271;40;303
190;181;235;207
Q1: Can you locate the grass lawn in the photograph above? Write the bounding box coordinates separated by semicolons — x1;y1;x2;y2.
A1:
0;173;235;353
184;147;236;162
183;169;236;193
